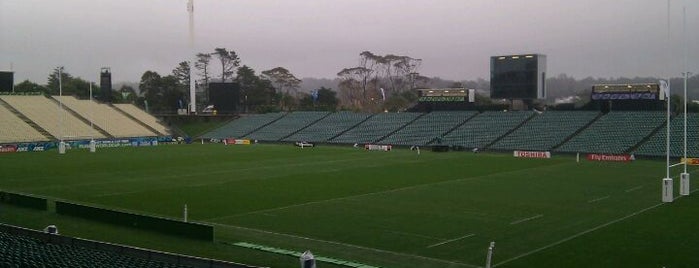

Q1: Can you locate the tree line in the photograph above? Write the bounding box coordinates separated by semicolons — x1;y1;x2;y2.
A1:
138;47;338;113
10;48;699;114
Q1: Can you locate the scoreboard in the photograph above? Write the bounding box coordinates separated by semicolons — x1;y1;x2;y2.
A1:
209;82;240;113
0;71;13;92
591;83;662;101
490;54;546;99
417;88;475;102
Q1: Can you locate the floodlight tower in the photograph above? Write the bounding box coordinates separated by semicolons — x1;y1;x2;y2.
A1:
187;0;196;114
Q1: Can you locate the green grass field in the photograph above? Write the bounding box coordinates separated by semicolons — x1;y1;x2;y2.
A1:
1;144;698;268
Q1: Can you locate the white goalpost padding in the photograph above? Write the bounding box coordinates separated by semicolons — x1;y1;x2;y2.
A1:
662;178;673;202
680;173;690;196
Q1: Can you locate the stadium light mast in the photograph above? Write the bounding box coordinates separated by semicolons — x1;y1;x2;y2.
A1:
188;0;196;114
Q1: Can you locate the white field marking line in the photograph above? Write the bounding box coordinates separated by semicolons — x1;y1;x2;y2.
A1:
211;223;482;268
426;233;476;248
587;195;610;203
624;185;644;193
493;187;699;268
509;214;544;225
388;230;445;241
202;161;574;221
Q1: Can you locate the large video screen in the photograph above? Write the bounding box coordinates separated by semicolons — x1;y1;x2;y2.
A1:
490;55;545;99
0;71;13;92
209;82;240;113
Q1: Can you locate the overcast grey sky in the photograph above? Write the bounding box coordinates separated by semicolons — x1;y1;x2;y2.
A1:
1;0;697;84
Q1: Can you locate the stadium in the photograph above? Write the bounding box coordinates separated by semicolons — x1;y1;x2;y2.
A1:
2;54;699;268
2;2;699;268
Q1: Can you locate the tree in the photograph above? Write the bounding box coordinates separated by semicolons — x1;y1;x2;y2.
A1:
139;71;163;111
261;67;302;111
64;78;92;99
235;65;277;113
337;67;373;88
213;47;240;81
337;78;362;109
13;80;47;93
280;93;298;111
337;51;422;112
378;54;421;93
261;67;302;95
195;53;212;86
171;61;191;107
195;53;212;103
47;67;74;95
45;68;96;98
172;61;191;88
161;75;187;111
116;85;138;103
358;51;379;97
299;87;339;111
138;71;186;112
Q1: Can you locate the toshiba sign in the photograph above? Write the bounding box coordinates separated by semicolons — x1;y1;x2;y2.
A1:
513;150;551;159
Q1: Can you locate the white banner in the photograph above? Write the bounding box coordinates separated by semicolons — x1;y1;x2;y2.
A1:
513;150;551;158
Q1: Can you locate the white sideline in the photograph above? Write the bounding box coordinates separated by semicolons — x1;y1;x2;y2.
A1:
509;214;543;225
427;233;476;248
493;187;699;267
587;196;610;203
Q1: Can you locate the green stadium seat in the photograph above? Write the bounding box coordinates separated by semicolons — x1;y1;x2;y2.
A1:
330;112;423;144
441;111;534;148
555;111;665;154
491;111;599;151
